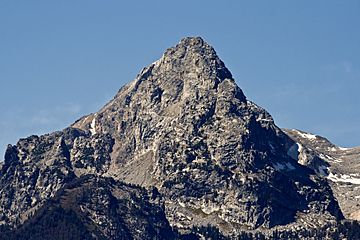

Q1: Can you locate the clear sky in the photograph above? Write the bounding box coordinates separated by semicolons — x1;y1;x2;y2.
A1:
0;1;359;159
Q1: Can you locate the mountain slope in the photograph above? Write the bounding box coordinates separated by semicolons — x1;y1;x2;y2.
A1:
284;129;360;221
0;37;345;237
0;175;175;240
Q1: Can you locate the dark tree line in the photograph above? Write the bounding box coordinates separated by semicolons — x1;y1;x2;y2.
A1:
0;207;96;240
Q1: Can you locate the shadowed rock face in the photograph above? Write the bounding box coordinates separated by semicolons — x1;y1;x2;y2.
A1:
0;37;344;236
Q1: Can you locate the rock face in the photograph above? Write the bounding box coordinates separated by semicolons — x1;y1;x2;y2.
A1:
284;129;360;222
1;175;175;240
0;37;347;238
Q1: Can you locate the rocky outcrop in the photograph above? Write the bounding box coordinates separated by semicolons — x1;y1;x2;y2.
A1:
284;129;360;221
1;175;175;240
0;37;346;238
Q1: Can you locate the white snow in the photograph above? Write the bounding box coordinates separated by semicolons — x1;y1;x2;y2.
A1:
295;130;317;140
328;146;351;151
313;166;360;184
256;117;272;122
339;147;350;151
319;153;336;161
90;117;97;135
287;143;299;160
327;172;360;185
329;147;338;152
297;143;303;153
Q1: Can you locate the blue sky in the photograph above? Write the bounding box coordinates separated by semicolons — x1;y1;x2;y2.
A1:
0;1;359;159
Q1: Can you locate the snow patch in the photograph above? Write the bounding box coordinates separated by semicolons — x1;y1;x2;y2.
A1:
256;117;272;122
328;146;351;152
339;147;350;151
319;153;336;161
287;143;309;166
90;117;97;135
287;143;299;160
328;147;338;152
327;172;360;185
295;130;317;140
297;143;303;153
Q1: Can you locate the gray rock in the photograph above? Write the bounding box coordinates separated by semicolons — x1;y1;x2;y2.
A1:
0;37;345;237
284;128;360;221
3;175;175;240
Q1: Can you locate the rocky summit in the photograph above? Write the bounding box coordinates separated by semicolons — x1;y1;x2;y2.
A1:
0;37;359;239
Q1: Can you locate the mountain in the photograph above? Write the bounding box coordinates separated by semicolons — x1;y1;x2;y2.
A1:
0;37;357;239
284;129;360;221
0;175;175;240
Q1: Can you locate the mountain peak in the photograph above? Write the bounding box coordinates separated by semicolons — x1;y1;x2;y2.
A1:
73;37;246;134
156;36;233;81
172;36;216;58
0;37;346;237
167;36;213;56
178;36;207;48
